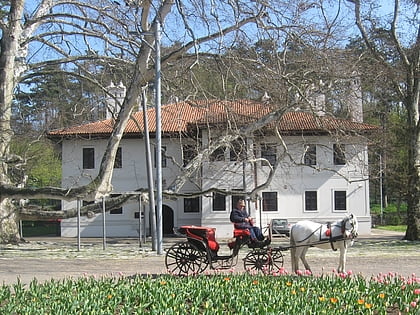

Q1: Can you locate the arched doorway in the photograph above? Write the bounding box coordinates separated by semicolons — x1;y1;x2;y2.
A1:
162;205;174;235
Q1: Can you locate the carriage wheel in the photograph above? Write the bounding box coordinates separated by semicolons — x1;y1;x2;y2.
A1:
267;248;285;273
243;248;284;274
165;241;208;276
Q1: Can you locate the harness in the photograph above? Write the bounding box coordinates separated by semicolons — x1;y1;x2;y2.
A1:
326;221;345;251
292;217;355;251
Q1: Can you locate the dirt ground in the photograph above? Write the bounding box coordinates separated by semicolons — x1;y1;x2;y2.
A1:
0;229;418;285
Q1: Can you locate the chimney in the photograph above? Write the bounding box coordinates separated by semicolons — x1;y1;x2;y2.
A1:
310;92;326;117
106;81;126;119
307;82;326;117
347;76;363;122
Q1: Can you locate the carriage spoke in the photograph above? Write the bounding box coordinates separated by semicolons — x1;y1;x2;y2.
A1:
243;248;285;275
269;249;285;272
165;241;208;276
243;250;270;274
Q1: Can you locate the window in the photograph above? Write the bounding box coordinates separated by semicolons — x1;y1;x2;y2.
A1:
333;144;346;165
82;148;95;169
262;192;278;211
210;147;225;161
134;211;144;219
229;139;246;161
212;193;226;211
82;200;94;207
110;207;123;214
114;147;122;168
261;143;277;166
154;145;167;168
305;191;317;211
334;191;347;211
184;197;199;213
182;144;197;167
109;194;122;213
232;194;246;209
304;144;317;166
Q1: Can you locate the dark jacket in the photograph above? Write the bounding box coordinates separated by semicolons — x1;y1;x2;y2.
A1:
230;208;251;229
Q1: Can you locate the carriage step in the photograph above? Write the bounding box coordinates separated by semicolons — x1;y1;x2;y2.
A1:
247;239;270;248
213;255;232;261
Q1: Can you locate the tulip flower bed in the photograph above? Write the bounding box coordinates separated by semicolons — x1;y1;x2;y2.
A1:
0;271;419;314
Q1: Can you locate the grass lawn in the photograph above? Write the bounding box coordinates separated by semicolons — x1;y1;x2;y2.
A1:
374;225;407;232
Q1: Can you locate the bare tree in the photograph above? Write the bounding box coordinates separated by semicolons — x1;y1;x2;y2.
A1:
4;0;320;243
0;0;273;242
345;0;420;240
0;0;375;243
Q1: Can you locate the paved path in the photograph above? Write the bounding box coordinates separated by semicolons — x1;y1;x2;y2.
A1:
0;230;418;285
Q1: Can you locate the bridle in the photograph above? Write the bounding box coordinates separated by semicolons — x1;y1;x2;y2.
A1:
342;215;358;239
327;215;357;251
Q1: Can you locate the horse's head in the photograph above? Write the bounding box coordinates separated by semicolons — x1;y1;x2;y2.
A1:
343;213;358;239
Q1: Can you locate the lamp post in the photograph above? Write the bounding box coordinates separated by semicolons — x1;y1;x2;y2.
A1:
129;20;162;254
379;153;383;225
77;198;81;251
154;19;163;255
142;89;157;251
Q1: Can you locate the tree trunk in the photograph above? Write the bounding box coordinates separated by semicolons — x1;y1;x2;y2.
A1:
404;87;420;240
405;177;420;240
0;200;20;243
348;0;420;240
0;0;25;243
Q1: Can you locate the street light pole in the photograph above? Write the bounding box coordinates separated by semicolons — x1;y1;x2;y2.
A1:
155;19;163;255
142;89;157;251
379;153;383;225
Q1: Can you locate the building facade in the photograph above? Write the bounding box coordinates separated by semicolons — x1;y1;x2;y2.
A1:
48;98;377;238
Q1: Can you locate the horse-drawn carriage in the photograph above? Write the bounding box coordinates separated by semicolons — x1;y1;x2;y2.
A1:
164;213;358;276
165;225;285;276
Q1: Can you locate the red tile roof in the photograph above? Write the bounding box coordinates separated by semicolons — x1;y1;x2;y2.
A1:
47;99;378;138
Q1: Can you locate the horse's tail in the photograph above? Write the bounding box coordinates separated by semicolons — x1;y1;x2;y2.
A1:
290;226;297;271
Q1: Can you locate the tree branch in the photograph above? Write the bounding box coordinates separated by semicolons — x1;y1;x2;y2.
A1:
390;0;410;68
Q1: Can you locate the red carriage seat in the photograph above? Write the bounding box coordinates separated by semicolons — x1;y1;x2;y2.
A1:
233;228;251;237
227;227;251;249
178;226;220;252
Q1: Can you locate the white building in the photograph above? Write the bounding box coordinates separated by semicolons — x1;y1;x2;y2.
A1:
47;95;377;238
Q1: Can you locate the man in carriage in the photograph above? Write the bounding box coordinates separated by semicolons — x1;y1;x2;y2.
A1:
230;199;269;247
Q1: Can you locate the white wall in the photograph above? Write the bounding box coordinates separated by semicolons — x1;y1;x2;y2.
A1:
200;135;371;238
60;133;371;239
60;137;202;237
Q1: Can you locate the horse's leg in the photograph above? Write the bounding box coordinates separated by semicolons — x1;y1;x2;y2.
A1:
299;247;311;272
290;246;297;272
338;246;347;273
294;247;303;272
292;247;301;272
290;233;299;272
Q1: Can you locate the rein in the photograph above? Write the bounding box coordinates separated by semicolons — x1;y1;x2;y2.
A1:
327;222;337;251
293;225;322;243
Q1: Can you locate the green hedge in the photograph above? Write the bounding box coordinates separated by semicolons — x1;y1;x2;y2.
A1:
371;203;407;214
371;204;407;226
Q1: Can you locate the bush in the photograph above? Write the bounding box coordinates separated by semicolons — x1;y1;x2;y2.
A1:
371;203;407;226
370;203;407;215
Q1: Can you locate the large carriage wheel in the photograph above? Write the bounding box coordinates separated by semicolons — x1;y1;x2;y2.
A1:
243;248;284;274
165;241;208;276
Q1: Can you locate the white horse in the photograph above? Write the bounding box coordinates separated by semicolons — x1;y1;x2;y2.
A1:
290;213;358;273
